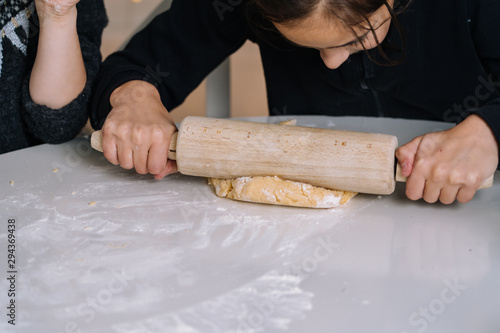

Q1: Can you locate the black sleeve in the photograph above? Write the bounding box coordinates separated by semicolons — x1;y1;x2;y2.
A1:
90;0;248;129
468;0;500;168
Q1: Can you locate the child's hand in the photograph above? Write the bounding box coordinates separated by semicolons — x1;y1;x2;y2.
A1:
396;115;498;204
35;0;80;20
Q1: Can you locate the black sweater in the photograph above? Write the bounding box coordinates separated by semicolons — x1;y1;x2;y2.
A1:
0;0;107;154
90;0;500;166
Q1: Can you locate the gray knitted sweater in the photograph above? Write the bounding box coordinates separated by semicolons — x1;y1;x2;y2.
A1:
0;0;107;154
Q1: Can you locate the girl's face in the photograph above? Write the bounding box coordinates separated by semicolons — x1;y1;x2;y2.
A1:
273;2;393;69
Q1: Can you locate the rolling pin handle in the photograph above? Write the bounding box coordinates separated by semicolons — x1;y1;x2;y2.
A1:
168;132;178;160
395;163;406;183
90;130;103;152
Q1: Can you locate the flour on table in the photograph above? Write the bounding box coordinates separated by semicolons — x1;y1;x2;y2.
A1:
208;176;356;208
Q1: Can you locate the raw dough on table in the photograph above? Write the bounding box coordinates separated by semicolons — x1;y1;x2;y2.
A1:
207;119;357;208
208;176;357;208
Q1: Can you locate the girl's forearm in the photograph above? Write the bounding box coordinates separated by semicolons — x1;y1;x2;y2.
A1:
29;8;86;109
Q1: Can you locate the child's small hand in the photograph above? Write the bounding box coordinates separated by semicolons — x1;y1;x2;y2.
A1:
35;0;80;21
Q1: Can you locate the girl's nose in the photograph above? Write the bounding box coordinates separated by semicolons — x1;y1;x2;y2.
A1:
320;48;351;69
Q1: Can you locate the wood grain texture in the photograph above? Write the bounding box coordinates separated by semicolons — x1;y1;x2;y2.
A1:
175;117;398;194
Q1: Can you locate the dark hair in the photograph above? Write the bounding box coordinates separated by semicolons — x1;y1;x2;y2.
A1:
245;0;413;65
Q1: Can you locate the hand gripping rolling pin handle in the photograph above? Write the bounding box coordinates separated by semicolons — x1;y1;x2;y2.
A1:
90;130;178;160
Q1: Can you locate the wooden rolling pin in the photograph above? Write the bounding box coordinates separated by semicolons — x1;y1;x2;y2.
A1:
91;116;493;195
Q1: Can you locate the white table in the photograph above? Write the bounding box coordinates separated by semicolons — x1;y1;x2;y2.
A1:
1;116;499;333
